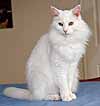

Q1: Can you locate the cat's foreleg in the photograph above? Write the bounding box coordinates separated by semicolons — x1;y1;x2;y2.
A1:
57;70;75;101
67;63;79;99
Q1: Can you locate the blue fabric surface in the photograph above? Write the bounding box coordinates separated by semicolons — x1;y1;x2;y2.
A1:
0;82;100;106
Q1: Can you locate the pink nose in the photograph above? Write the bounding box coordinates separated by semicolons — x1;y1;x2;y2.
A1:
63;29;67;33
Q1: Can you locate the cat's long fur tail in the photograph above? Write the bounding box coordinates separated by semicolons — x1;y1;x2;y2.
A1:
3;87;32;100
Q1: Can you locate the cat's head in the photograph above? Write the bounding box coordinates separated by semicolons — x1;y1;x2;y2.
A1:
50;5;89;37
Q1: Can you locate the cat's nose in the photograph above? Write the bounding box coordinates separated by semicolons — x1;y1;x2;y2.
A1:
63;29;67;34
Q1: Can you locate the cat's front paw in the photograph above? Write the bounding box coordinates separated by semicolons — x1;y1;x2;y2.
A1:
47;94;60;101
62;95;73;101
61;93;77;101
70;93;77;100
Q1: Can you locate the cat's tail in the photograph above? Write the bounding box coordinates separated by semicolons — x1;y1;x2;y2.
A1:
3;87;32;100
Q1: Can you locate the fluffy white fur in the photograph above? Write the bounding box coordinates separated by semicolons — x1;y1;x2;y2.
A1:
3;5;91;101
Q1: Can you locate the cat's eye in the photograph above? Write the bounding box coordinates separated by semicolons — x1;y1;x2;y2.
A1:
68;22;74;26
58;22;63;26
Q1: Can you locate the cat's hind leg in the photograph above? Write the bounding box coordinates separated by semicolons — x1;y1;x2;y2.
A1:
27;70;59;100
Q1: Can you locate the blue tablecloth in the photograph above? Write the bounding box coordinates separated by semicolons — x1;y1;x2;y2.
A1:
0;82;100;106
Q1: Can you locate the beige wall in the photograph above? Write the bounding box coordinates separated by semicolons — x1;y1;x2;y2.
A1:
0;0;79;84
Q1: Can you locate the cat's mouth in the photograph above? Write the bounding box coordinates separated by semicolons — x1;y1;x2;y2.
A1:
62;33;70;37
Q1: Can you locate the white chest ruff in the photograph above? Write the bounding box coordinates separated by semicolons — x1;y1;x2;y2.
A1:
51;43;85;64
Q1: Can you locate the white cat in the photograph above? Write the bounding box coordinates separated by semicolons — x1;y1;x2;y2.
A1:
4;5;91;101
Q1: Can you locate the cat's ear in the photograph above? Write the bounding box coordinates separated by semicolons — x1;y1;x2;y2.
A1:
50;6;60;16
72;5;81;17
